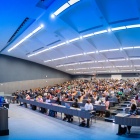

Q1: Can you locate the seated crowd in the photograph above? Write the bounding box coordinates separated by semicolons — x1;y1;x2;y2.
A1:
12;78;139;116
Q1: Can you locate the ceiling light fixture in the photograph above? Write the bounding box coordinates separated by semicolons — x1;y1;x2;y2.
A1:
111;26;126;31
67;53;83;58
8;24;44;52
83;33;94;38
54;3;70;16
28;23;140;57
126;24;140;29
68;0;80;5
94;30;107;35
69;37;79;43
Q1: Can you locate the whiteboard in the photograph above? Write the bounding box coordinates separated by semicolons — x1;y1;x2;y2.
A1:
111;75;122;80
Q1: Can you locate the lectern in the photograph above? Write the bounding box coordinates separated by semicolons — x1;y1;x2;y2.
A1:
0;108;9;136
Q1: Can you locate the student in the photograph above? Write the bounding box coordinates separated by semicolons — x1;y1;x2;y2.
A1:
67;99;79;122
80;99;93;125
127;104;138;134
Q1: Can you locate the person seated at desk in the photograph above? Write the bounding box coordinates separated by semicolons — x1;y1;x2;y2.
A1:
26;94;30;100
36;95;43;102
130;99;137;107
127;104;138;134
55;97;61;105
80;99;93;124
45;95;51;103
67;99;79;122
105;96;110;110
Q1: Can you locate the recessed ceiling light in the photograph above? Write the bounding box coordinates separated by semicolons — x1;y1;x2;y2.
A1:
108;28;111;32
51;14;55;18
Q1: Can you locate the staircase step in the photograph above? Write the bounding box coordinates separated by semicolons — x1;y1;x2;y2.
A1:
104;117;114;122
121;104;129;107
117;108;124;111
124;101;130;104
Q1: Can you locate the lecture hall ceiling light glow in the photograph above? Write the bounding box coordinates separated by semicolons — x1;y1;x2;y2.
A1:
1;0;140;75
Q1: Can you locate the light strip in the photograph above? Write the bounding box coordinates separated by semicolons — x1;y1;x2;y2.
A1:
44;60;52;63
120;70;133;72
54;3;70;16
109;59;125;62
134;46;140;49
56;65;63;67
75;72;83;74
66;69;74;71
69;37;79;43
67;53;83;58
104;66;112;68
83;33;94;38
98;60;106;62
53;57;66;61
116;65;129;68
123;47;134;50
68;0;80;5
83;71;93;73
126;24;140;29
8;24;44;52
97;71;108;73
110;71;119;73
111;26;126;31
90;67;102;69
108;49;120;52
64;63;78;66
76;68;87;70
28;42;66;57
80;61;94;64
27;23;140;57
86;51;95;54
99;50;108;53
130;58;140;60
94;30;107;35
134;65;140;67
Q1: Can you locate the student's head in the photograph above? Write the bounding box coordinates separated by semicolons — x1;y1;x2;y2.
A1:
131;104;137;111
131;99;136;104
87;99;91;104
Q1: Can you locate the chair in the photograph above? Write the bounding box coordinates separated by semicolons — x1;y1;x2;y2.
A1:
90;110;97;125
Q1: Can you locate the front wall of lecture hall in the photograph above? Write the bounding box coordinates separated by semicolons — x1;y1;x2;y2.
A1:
1;0;140;139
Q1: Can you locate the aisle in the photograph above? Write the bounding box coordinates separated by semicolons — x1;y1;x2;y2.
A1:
1;104;140;140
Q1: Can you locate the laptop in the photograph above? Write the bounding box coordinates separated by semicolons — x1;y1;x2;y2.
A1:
65;103;70;108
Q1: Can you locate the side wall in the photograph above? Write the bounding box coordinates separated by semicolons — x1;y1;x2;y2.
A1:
72;73;140;80
0;55;71;94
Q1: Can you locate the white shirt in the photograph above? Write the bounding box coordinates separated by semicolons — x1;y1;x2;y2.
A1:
85;103;93;111
46;99;50;103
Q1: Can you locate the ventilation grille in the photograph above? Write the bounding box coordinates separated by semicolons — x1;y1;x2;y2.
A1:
33;47;44;52
46;40;61;46
36;0;55;10
7;17;35;43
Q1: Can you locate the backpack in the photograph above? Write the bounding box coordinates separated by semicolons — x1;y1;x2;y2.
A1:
120;126;127;134
105;110;110;118
48;110;56;117
79;122;86;127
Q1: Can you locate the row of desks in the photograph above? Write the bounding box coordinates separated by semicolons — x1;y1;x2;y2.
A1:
115;113;140;135
18;98;96;127
50;99;107;112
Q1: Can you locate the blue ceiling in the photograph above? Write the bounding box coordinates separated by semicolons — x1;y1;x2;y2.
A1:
1;0;140;74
